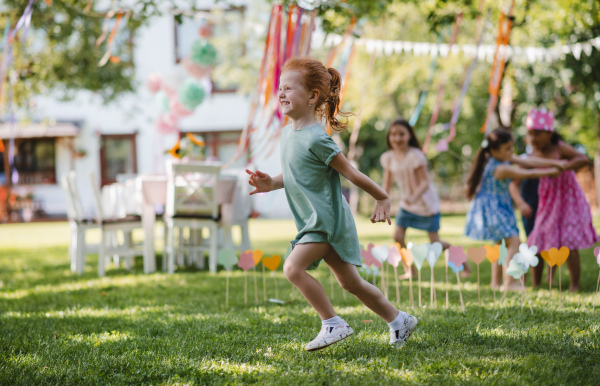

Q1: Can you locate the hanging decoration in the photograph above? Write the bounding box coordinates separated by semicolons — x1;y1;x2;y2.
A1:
422;13;463;153
480;1;516;134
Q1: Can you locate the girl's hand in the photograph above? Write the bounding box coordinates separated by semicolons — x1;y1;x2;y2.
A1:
555;159;568;171
246;169;273;195
518;202;533;218
370;197;391;225
548;167;562;178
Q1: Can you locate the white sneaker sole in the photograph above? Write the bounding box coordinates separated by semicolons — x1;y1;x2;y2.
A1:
305;328;354;352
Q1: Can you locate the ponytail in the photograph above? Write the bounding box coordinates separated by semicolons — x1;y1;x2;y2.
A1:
464;128;514;200
325;68;352;132
465;148;489;200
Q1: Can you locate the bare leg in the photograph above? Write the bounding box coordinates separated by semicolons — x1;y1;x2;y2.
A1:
490;241;503;288
531;256;544;287
283;243;337;320
427;232;450;250
394;226;415;279
324;249;399;322
567;249;580;292
503;235;522;291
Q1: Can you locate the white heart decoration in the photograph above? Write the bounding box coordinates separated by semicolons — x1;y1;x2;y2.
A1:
371;245;389;263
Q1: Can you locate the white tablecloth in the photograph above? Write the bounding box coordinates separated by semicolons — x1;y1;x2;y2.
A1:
102;170;249;273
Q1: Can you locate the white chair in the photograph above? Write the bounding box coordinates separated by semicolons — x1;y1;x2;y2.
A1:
89;172;143;276
60;172;98;275
164;161;221;274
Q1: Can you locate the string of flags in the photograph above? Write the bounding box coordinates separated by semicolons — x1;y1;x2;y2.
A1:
314;31;600;64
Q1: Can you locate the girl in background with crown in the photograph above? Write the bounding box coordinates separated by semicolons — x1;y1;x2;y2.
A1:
464;129;563;290
525;107;598;292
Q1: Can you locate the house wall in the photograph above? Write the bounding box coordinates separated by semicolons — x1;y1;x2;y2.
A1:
26;7;292;219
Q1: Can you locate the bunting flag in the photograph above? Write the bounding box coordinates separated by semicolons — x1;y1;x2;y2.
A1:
229;4;318;166
480;1;516;133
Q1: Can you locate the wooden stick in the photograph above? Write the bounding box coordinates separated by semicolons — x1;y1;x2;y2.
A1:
549;265;552;298
456;272;465;313
521;276;533;315
409;271;414;306
262;264;267;302
559;265;562;307
418;270;422;308
477;264;481;306
226;271;230;308
594;272;600;312
394;266;400;306
445;251;449;309
493;288;496;308
430;266;434;307
253;266;259;303
273;272;279;299
244;270;248;305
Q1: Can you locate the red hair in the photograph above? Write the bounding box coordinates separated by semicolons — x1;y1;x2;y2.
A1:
281;57;353;132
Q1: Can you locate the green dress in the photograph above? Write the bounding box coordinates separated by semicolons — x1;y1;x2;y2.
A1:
280;123;362;270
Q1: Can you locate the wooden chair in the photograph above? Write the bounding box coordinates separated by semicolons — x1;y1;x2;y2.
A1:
164;161;221;274
89;172;143;276
220;169;252;252
60;172;98;275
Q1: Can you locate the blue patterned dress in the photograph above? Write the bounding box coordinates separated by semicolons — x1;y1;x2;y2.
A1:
464;157;519;241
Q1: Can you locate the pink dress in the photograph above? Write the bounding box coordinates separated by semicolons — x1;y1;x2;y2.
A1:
528;156;598;251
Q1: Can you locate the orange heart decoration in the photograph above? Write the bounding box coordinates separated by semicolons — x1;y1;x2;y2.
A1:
252;250;263;266
467;246;487;265
399;247;413;266
484;244;500;264
541;247;570;267
262;254;281;271
539;250;556;267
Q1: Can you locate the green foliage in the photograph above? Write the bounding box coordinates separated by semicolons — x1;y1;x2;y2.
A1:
1;219;600;384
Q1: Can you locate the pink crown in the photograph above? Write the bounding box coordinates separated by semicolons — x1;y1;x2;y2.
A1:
526;107;554;132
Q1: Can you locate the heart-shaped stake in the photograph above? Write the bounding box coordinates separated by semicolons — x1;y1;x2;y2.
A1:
411;243;429;308
218;249;238;308
399;245;415;306
541;246;570;306
263;254;281;299
484;244;501;306
594;247;600;312
427;242;443;308
467;246;487;306
372;245;390;299
251;250;263;303
448;246;467;312
238;250;254;305
390;245;402;305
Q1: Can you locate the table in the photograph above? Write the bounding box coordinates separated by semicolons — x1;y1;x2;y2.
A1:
102;174;238;274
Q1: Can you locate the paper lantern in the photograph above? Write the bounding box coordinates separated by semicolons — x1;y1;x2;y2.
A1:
183;57;212;79
155;91;170;112
178;79;206;110
147;73;162;93
190;39;217;67
169;98;193;117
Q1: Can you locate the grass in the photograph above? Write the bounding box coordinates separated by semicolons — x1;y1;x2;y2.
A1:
1;215;599;385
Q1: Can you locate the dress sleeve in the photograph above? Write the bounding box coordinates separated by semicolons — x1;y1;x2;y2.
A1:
380;152;391;170
411;148;428;170
309;130;342;165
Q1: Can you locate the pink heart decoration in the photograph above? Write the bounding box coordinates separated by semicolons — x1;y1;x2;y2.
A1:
237;250;254;271
448;246;467;266
594;247;600;266
361;244;381;268
388;245;402;268
467;246;487;265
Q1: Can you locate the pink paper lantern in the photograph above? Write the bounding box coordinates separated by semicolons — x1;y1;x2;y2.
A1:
169;98;194;117
183;57;212;79
147;73;162;93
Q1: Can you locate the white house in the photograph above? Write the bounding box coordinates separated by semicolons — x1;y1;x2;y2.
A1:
0;0;291;222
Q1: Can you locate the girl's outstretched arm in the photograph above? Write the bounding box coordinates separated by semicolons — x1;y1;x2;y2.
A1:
329;152;391;224
246;169;284;195
509;155;566;169
494;165;561;180
558;142;590;171
508;179;533;218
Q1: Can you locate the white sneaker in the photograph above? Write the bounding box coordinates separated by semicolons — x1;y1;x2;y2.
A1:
305;324;354;351
389;314;418;347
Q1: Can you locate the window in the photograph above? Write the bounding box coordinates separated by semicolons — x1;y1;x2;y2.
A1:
99;134;137;186
13;139;56;185
174;7;246;92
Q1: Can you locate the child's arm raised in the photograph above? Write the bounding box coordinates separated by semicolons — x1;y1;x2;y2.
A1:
494;165;560;180
246;169;284;195
329;153;391;224
558;142;590;171
509;155;566;169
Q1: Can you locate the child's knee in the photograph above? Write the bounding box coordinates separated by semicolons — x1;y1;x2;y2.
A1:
283;260;302;282
339;278;362;295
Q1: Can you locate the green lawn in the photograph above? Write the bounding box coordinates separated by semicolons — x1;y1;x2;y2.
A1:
1;215;599;385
